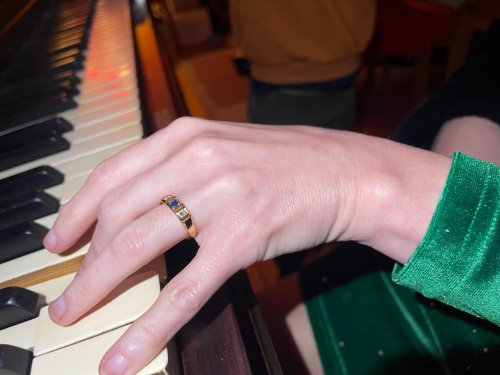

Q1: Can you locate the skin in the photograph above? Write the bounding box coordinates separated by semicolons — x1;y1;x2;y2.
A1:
43;117;452;375
432;116;500;165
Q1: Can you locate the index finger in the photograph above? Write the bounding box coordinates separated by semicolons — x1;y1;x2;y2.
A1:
44;119;190;253
48;203;187;326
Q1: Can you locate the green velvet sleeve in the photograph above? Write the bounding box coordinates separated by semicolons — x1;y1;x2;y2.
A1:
392;152;500;325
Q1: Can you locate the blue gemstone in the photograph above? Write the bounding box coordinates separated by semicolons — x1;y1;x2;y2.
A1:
169;199;180;208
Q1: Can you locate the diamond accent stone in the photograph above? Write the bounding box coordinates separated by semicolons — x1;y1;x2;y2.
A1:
176;208;188;219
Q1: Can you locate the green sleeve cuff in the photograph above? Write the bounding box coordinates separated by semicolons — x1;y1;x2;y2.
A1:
392;152;500;325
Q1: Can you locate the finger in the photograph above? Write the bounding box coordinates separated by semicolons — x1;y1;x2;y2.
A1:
82;155;209;268
43;119;194;253
48;203;190;326
98;243;237;375
78;122;259;269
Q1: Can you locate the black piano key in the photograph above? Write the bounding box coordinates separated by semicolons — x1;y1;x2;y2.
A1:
15;38;86;67
0;136;70;172
0;79;79;107
0;166;64;204
0;222;48;263
0;192;59;231
0;69;81;95
1;55;83;82
0;92;77;131
55;16;89;32
50;47;84;63
51;27;86;45
0;345;33;375
49;36;86;54
0;118;73;154
0;287;43;330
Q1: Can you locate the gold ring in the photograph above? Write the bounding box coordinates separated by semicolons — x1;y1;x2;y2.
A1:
160;195;197;238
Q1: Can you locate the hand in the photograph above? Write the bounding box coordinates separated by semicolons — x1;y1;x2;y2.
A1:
44;117;450;374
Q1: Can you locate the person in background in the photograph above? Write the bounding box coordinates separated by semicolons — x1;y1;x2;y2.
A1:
229;0;376;129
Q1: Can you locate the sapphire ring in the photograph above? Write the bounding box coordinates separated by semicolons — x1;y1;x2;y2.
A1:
160;195;197;238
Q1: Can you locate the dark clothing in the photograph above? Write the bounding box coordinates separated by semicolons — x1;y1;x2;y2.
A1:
393;19;500;148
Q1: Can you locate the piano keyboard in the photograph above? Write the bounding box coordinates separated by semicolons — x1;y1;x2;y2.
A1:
0;0;170;373
0;268;168;374
0;0;141;283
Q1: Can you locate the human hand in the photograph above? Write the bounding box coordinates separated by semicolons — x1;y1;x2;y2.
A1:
43;117;450;374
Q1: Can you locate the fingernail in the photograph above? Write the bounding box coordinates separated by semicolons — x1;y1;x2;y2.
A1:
44;230;58;250
49;296;66;323
100;353;129;375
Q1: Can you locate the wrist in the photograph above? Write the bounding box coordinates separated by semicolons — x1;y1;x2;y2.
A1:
344;138;452;264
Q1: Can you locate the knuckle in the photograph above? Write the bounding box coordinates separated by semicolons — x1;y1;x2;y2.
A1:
72;272;93;300
167;279;204;313
216;170;252;197
168;116;204;135
97;192;120;224
169;116;191;129
133;320;163;348
112;227;145;259
189;134;221;162
88;159;116;191
57;203;73;222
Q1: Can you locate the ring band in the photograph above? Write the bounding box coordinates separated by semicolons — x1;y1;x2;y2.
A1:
160;195;197;238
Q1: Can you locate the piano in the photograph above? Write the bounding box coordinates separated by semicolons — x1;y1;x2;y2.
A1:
0;0;281;373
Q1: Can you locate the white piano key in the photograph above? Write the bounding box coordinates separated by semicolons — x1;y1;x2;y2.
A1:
65;112;141;144
68;103;140;131
0;79;138;138
34;272;160;356
35;213;58;229
0;318;37;350
77;73;137;99
79;66;136;89
55;127;143;164
86;48;135;63
69;88;139;116
0;243;89;285
28;273;76;304
0;273;74;350
78;78;136;102
31;324;169;375
86;42;135;58
64;97;140;128
55;140;137;179
1;266;168;374
77;87;139;109
0;126;142;179
45;173;90;204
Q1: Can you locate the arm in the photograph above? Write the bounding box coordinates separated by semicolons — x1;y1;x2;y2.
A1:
392;150;500;324
431;115;500;165
43;118;451;375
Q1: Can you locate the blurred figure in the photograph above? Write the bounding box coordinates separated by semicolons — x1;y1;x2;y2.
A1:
229;0;376;129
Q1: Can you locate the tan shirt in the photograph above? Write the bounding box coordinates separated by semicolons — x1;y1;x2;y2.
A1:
230;0;376;84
